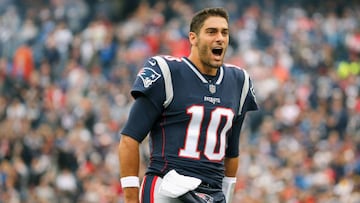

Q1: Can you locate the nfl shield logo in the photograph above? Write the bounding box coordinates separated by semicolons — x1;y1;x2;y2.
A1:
209;84;216;94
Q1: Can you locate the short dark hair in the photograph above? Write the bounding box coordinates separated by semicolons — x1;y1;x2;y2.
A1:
190;7;229;34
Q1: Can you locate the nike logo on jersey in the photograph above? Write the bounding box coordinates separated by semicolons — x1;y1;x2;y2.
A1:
148;59;157;66
138;67;161;88
204;96;221;104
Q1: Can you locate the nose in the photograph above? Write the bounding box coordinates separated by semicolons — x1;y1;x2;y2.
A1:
215;32;226;43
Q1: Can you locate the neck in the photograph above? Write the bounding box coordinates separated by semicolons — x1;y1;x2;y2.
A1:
188;53;218;76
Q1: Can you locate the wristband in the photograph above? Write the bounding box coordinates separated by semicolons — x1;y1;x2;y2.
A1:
222;176;236;203
223;176;237;184
120;176;140;188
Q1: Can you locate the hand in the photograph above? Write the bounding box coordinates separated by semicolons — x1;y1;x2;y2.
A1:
122;187;139;203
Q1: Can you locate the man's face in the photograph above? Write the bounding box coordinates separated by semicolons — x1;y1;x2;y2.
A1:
195;16;229;69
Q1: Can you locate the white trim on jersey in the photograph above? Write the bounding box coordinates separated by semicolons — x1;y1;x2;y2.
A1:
182;57;224;85
215;67;224;85
154;56;249;115
153;56;174;108
238;69;250;115
183;58;208;83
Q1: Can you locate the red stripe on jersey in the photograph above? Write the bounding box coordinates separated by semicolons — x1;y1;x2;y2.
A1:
140;176;147;203
150;176;158;203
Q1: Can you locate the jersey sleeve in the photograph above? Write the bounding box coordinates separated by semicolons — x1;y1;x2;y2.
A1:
225;114;245;157
131;57;166;112
226;68;259;157
121;96;161;142
238;70;259;115
243;78;258;112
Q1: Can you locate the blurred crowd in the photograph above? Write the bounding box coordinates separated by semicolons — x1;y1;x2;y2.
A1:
0;0;359;202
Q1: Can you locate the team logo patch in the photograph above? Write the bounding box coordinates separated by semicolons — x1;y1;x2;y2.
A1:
138;67;161;88
194;192;214;203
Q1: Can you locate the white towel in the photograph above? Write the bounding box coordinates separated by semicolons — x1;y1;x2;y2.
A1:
159;169;202;198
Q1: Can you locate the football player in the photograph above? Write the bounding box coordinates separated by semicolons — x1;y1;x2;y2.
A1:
118;7;258;203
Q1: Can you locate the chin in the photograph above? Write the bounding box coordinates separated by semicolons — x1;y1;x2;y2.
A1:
210;64;221;69
211;61;223;68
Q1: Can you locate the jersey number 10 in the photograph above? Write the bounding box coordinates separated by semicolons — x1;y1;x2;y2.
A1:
179;105;234;161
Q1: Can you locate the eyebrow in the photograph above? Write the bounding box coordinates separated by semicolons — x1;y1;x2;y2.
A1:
205;27;228;31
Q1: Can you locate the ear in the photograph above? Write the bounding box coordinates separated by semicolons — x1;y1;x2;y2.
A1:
188;32;197;46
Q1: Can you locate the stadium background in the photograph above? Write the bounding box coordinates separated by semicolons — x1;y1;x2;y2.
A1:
0;0;359;202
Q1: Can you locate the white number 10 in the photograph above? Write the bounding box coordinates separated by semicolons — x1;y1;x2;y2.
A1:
179;105;234;161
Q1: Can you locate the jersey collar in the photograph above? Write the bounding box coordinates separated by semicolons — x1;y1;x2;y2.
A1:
182;57;224;85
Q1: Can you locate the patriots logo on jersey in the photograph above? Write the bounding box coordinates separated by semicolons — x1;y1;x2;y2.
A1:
138;67;161;88
194;192;214;203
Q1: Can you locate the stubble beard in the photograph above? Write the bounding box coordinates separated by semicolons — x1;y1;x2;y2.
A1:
198;44;222;70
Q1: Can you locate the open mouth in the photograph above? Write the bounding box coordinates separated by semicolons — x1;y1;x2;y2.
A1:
212;48;223;56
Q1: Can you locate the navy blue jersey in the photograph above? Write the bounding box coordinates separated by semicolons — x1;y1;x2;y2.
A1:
122;55;258;188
